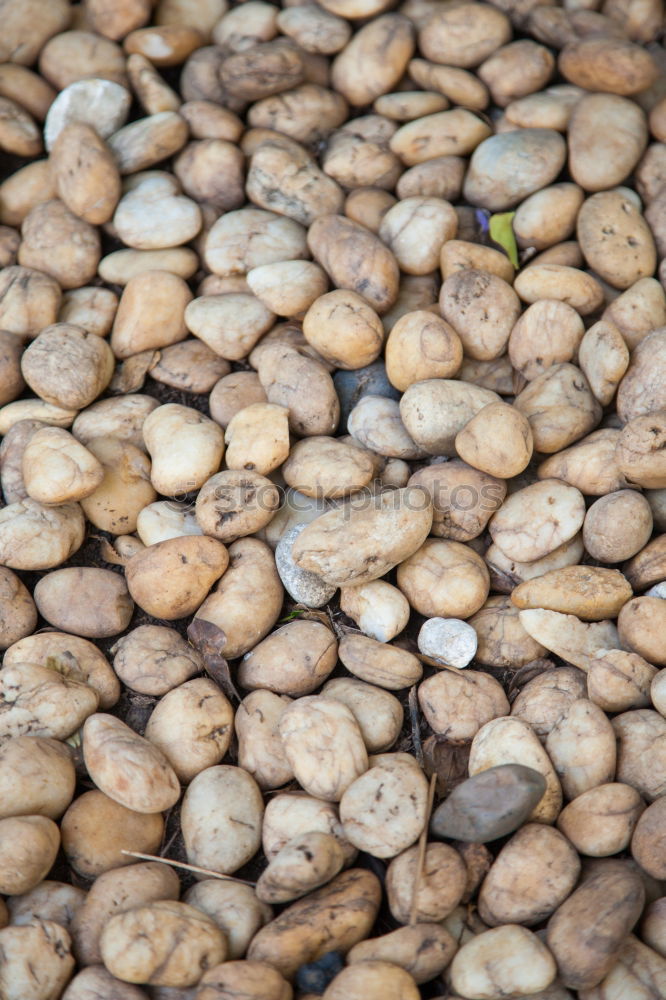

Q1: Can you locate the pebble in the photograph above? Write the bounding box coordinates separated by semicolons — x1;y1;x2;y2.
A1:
0;662;99;744
450;924;557;1000
418;668;509;743
339;579;410;642
99;900;226;989
33;567;134;639
275;523;337;608
292;485;433;587
278;696;368;802
489;479;586;563
519;608;621;671
430;764;547;843
0;499;85;571
463;129;567;211
338;633;423;690
334;361;400;432
247;868;381;980
82;713;180;814
417;617;477;668
44;78;131;150
181;765;264;875
113;175;202;250
568;94;648;193
340;760;428;858
511;566;633;621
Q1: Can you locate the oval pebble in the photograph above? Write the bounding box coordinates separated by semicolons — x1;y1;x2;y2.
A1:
292;486;433;587
463;129;567;211
340;760;428;858
278;696;368;802
82;713;180;814
181;764;264;875
417;617;477;668
431;764;548;843
489;479;586;563
34;567;133;638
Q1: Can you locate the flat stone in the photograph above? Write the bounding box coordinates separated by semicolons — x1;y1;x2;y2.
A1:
511;566;633;621
430;764;547;842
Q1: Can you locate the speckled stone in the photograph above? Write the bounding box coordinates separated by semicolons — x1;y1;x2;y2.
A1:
275;523;336;608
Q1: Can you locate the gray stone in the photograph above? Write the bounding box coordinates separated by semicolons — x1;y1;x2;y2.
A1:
463;129;567;212
431;764;547;842
334;361;400;432
275;523;336;608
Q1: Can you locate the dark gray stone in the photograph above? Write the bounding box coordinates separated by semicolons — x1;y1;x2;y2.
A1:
334;361;400;432
431;763;547;843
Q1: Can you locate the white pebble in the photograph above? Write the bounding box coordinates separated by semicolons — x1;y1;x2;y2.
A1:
418;617;477;669
44;78;131;150
113;177;202;250
646;581;666;598
275;523;337;608
340;580;410;642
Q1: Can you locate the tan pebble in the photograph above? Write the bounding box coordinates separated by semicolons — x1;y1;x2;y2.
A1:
519;608;620;672
18;199;100;290
511;566;633;621
83;713;180;814
455;402;533;479
489;479;586;563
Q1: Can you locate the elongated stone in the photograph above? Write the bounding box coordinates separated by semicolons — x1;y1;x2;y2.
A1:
431;764;547;843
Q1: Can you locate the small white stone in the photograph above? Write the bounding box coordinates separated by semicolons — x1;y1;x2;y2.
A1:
275;523;336;609
113;177;202;250
44;79;131;150
340;580;410;642
646;581;666;599
113;176;201;250
418;617;477;669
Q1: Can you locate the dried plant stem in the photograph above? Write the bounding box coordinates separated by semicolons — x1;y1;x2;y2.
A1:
408;685;423;768
120;849;256;886
409;772;438;926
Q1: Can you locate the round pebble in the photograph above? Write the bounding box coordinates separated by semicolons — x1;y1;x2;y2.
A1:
417;617;477;668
